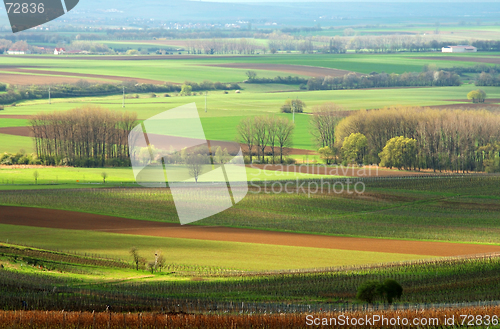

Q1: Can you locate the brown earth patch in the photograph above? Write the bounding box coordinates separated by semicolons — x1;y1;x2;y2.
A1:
205;63;354;78
0;205;499;257
0;68;165;85
0;73;106;86
0;126;31;137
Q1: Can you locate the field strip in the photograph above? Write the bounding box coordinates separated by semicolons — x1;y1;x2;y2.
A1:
0;127;31;136
0;68;165;85
0;72;110;85
2;55;255;61
414;56;500;64
204;63;355;78
1;205;499;257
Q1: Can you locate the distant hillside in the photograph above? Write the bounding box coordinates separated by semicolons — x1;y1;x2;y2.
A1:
65;1;500;26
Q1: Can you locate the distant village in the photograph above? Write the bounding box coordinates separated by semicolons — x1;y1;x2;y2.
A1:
6;46;88;55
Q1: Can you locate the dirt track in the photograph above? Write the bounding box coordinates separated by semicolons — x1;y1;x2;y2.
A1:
206;63;354;78
1;205;499;257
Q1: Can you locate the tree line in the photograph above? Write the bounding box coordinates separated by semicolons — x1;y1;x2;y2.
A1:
237;115;295;164
0;80;241;105
333;106;500;172
307;70;461;90
29;106;138;167
245;70;461;90
186;38;260;55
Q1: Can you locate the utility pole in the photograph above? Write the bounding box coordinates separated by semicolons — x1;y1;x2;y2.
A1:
48;86;51;105
292;99;295;123
205;91;207;113
122;86;125;108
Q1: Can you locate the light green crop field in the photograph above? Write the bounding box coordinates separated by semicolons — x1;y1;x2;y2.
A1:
0;119;28;128
0;134;34;153
0;52;498;85
0;166;335;187
0;224;428;271
297;25;500;40
2;84;500;152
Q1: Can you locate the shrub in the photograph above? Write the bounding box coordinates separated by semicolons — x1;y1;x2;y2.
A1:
0;105;4;111
381;279;403;304
280;99;306;113
0;83;6;91
356;280;383;304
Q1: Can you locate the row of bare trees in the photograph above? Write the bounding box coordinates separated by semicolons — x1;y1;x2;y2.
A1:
30;106;138;167
237;115;295;164
186;38;260;55
335;106;500;172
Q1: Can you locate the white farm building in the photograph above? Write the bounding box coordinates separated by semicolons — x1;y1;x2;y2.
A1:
442;45;477;53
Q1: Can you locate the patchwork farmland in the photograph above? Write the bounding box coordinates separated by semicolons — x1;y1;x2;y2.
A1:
1;20;500;326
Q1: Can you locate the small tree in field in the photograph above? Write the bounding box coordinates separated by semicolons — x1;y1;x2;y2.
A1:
467;89;486;103
356;280;383;304
280;99;306;113
341;133;367;165
246;70;257;80
381;279;403;304
33;170;39;184
130;247;145;271
186;154;204;183
180;84;192;96
101;172;108;183
318;146;336;165
156;251;166;272
357;279;403;304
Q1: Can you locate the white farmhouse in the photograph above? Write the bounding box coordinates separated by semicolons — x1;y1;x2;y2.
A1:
54;47;66;55
442;45;477;53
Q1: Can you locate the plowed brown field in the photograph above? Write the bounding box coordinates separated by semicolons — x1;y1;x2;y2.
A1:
1;205;499;256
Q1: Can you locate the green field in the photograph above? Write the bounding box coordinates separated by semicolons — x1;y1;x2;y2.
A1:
0;224;426;271
1;48;500;314
0;134;34;153
0;166;335;187
0;52;497;85
2;84;499;152
1;176;499;244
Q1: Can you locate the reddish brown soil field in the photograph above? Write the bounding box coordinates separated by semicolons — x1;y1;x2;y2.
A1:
415;56;500;64
205;63;354;78
0;68;165;85
0;126;31;137
0;73;106;85
1;205;499;257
